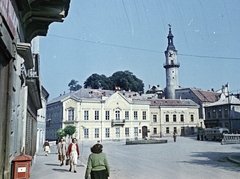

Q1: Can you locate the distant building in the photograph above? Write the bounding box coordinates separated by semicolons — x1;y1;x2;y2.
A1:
46;88;200;141
149;99;199;136
204;85;240;133
36;86;49;152
176;88;220;128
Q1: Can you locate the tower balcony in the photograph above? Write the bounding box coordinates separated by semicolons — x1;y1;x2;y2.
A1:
163;62;180;68
111;119;125;127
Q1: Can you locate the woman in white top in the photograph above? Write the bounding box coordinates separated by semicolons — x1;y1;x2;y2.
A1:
66;138;80;173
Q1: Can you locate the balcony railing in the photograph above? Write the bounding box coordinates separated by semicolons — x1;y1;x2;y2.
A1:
163;62;180;68
111;119;125;127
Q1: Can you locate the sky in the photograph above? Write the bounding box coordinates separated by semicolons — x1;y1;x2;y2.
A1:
39;0;240;100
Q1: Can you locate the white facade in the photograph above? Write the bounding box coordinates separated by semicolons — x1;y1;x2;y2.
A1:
46;89;200;141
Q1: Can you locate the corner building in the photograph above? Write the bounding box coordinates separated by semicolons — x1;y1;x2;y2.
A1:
0;1;70;178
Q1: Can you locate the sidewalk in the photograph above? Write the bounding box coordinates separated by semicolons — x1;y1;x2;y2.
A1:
31;145;87;179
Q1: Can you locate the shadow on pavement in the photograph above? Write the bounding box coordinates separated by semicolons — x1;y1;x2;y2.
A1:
181;151;240;171
45;163;60;166
52;168;69;172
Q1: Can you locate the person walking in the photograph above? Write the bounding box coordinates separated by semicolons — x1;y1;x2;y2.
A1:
173;132;177;142
57;138;66;166
66;138;80;173
43;139;50;156
85;143;110;179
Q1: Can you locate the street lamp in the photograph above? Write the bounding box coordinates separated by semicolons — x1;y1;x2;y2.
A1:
159;105;162;138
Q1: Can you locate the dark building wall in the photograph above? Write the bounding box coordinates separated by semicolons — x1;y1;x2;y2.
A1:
0;0;71;178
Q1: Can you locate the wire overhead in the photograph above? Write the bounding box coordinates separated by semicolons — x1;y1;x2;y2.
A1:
48;34;240;61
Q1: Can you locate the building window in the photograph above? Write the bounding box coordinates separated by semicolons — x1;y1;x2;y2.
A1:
84;110;89;120
213;109;216;118
153;128;157;134
207;110;211;118
173;114;176;122
134;127;138;137
225;122;229;128
218;109;222;118
115;110;120;120
116;128;120;137
105;111;110;120
191;115;194;122
95;128;99;138
125;127;129;137
125;111;129;120
224;108;228;118
134;111;138;120
174;127;177;133
95;111;99;120
68;108;74;121
105;128;110;138
153;115;157;122
166;114;169;122
84;128;89;138
180;114;184;122
142;111;146;120
166;127;169;134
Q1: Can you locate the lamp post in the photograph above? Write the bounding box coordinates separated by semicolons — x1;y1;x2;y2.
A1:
81;125;85;161
159;105;162;138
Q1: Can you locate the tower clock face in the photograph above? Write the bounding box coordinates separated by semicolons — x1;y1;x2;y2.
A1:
168;50;174;59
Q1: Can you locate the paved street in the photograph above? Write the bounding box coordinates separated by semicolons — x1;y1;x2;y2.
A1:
31;136;240;179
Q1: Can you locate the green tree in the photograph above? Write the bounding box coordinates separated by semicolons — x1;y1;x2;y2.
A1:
63;125;76;139
68;79;82;92
84;71;144;92
84;73;113;89
56;128;66;139
110;70;144;92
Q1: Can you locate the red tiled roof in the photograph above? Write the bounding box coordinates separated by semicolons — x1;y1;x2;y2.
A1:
190;89;220;102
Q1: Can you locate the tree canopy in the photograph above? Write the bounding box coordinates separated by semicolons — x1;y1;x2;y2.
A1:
84;70;144;92
64;125;76;137
84;74;112;90
68;79;82;92
56;128;66;139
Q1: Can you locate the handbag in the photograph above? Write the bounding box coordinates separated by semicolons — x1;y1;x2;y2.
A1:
65;159;70;165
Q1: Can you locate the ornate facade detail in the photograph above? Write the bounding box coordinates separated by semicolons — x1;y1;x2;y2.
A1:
17;0;70;42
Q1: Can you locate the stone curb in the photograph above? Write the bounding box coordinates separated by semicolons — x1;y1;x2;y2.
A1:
227;154;240;164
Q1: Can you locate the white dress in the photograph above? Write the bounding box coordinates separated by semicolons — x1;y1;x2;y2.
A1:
70;143;78;165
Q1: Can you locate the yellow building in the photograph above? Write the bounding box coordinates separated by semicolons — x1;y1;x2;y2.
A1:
46;88;199;141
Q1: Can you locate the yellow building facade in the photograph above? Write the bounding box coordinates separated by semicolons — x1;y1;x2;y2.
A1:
46;89;200;141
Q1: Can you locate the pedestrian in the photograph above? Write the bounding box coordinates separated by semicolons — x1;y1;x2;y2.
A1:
43;139;50;156
173;132;177;142
57;138;66;166
55;138;59;154
66;138;80;173
85;143;110;179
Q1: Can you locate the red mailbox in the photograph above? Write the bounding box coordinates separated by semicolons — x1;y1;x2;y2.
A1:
12;149;32;179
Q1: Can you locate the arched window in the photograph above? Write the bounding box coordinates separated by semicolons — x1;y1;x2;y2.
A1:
115;110;120;120
68;108;74;121
180;114;184;122
173;114;176;122
166;114;169;122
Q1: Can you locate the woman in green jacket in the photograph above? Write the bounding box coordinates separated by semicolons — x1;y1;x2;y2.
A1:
85;143;110;179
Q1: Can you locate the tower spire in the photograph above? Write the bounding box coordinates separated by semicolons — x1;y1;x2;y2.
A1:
167;24;175;51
